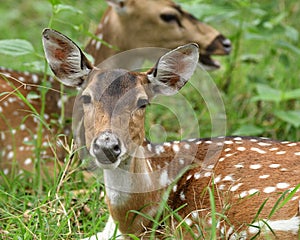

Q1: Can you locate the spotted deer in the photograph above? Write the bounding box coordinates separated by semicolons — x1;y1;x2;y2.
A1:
0;0;231;176
43;28;300;240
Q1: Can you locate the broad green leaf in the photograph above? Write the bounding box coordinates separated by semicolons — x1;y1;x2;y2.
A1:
276;40;300;55
233;125;264;136
282;89;300;101
0;39;34;56
274;110;300;127
48;0;61;6
251;84;281;103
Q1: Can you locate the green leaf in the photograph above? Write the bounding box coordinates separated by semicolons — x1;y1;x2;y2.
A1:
48;0;61;6
251;84;281;103
233;125;264;136
0;39;35;56
274;110;300;127
54;4;82;14
27;92;40;100
282;88;300;101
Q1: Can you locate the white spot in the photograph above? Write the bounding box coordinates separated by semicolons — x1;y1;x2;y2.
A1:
11;129;16;135
194;172;201;179
235;141;243;144
213;175;221;184
180;191;186;201
163;142;171;147
287;143;297;147
250;139;258;142
3;168;9;175
250;147;266;154
233;137;242;141
257;142;272;147
155;145;165;155
184;218;193;226
224;148;231;152
280;168;288;172
225;153;234;157
7;151;14;159
218;184;225;190
292;196;299;201
24;158;32;165
206;165;214;169
276;151;286;155
222;174;234;181
188;138;196;142
269;164;280;168
186;174;192;180
1;132;5;140
173;140;180;144
32;74;39;83
259;175;270;179
96;41;102;50
219;157;225;162
263;186;276;193
196;140;202;145
0;106;2;113
239;191;248;198
230;183;243;192
147;144;152;151
250;164;262;170
20;124;26;131
172;185;177;192
179;158;185;165
172;144;180;152
234;163;244;168
216;142;224;146
269;147;279;151
248;189;259;195
184;143;190;150
204;172;211;177
295;152;300;156
224;140;233;144
205;140;212;144
159;170;169;187
248;216;300;235
191;211;199;220
281;141;290;144
276;183;290;189
237;147;246;151
91;39;96;46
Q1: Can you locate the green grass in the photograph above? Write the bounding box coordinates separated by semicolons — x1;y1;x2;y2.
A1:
1;0;300;239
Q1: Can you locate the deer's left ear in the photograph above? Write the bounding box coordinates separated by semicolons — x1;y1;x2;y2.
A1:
42;28;93;87
147;43;199;96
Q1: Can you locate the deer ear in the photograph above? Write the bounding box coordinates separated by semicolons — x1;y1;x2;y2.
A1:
42;28;93;87
147;43;199;96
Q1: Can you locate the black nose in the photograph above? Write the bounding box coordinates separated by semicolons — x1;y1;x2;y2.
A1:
92;131;121;164
222;38;231;53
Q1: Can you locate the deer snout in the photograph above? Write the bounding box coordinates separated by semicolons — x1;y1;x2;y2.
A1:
91;131;122;167
206;35;232;55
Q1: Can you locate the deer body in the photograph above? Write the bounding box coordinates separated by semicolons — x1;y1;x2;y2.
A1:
43;29;300;239
1;0;230;176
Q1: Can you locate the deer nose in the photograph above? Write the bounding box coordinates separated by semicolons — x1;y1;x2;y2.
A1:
92;131;121;164
222;38;231;53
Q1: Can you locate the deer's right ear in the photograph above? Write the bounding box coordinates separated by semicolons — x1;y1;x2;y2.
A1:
42;28;93;87
106;0;127;12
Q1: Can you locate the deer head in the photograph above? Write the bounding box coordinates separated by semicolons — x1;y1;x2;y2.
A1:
85;0;231;70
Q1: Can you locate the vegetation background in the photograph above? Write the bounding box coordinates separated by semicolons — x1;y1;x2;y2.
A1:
0;0;300;239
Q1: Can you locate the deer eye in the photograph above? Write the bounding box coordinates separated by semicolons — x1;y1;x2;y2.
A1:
160;13;181;27
137;98;149;109
80;95;92;104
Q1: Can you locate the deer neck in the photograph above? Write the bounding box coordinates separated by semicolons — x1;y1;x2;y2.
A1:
103;139;198;234
86;7;128;65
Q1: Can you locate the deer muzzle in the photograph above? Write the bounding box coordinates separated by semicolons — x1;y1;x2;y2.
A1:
91;131;122;166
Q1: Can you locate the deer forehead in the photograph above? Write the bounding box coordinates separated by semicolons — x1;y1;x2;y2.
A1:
83;69;148;113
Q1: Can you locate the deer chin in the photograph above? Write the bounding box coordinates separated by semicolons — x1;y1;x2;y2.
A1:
199;54;221;71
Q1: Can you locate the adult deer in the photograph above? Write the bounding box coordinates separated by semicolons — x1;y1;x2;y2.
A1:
43;28;300;239
1;0;231;176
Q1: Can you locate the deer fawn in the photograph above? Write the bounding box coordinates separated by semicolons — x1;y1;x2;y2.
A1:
43;28;300;239
1;0;231;176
